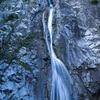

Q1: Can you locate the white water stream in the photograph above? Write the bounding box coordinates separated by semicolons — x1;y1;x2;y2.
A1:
43;1;78;100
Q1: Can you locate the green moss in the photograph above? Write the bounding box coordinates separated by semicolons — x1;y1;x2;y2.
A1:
15;33;34;51
60;58;69;70
0;0;2;3
7;55;13;61
7;54;13;61
32;2;36;5
60;58;65;65
14;54;18;60
87;0;98;3
23;41;28;47
4;15;14;22
8;6;10;10
16;46;22;52
9;33;12;37
32;7;37;9
22;33;34;47
17;61;28;70
54;48;59;58
10;24;14;28
21;33;34;47
4;13;18;22
96;31;100;34
27;2;30;5
18;61;26;66
24;66;28;70
21;53;27;57
22;34;27;38
27;33;34;39
6;52;18;61
0;53;1;59
66;66;69;70
0;51;4;60
14;33;34;55
18;73;21;76
1;27;7;31
53;48;70;70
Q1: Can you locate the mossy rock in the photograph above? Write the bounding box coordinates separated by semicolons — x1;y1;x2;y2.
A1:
4;13;18;22
0;0;2;3
23;41;28;47
0;50;4;60
6;52;18;62
0;27;7;31
17;61;28;70
87;0;99;3
7;54;13;61
27;33;34;39
54;48;59;58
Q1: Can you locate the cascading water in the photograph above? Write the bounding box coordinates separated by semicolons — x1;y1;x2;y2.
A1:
43;0;78;100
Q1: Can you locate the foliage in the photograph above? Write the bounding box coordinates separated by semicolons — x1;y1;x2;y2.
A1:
87;0;99;3
0;0;2;3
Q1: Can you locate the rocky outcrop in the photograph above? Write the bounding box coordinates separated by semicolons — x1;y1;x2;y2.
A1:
0;0;100;100
53;0;100;100
0;0;51;100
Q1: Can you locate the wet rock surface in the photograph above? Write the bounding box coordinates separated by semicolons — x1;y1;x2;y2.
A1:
0;0;100;100
53;0;100;100
0;0;51;100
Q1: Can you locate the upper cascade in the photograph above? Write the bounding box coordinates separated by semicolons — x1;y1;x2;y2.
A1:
42;0;78;100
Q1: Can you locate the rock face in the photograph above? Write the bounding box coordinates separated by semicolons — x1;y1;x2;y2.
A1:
53;0;100;100
0;0;100;100
0;0;51;100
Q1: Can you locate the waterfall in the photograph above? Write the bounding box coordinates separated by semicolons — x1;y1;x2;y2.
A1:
43;0;78;100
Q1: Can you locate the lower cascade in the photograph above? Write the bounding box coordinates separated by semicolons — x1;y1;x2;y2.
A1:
43;1;78;100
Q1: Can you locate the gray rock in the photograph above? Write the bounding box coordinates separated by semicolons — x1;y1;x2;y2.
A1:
0;0;100;100
53;0;100;99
